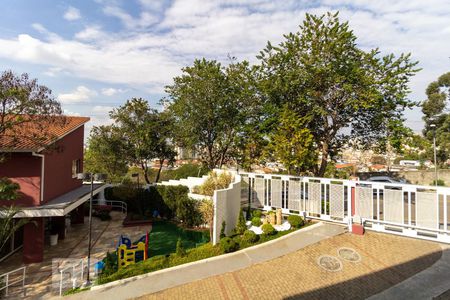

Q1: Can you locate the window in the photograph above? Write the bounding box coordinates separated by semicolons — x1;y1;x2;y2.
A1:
72;159;81;178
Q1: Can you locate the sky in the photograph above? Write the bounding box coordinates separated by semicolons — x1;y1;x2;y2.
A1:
0;0;449;135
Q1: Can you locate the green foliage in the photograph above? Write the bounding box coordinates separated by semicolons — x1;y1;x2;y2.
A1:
235;208;247;235
84;125;128;183
261;223;276;236
161;164;209;181
242;230;259;244
198;199;214;242
252;210;262;218
220;220;226;238
0;177;20;201
258;12;419;176
287;215;304;228
219;237;239;253
431;179;446;186
422;72;450;166
165;58;259;169
251;217;262;227
192;171;233;196
176;238;186;257
93;208;112;221
103;251;118;276
63;287;90;296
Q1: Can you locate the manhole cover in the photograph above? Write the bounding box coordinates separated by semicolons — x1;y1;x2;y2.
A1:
317;255;342;272
338;247;361;262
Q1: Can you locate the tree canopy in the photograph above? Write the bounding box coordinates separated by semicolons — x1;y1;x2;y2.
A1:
257;12;419;176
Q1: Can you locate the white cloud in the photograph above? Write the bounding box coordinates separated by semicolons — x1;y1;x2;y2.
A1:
64;6;81;21
92;105;114;113
103;5;158;28
75;25;105;41
101;87;126;96
58;86;97;104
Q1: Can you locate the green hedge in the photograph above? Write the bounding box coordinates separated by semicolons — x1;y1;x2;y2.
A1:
287;215;304;228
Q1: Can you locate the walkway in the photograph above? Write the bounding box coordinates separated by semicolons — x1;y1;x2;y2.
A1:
134;231;442;300
368;244;450;300
66;222;345;299
0;211;151;298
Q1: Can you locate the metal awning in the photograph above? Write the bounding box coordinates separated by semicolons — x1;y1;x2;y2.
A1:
12;184;105;218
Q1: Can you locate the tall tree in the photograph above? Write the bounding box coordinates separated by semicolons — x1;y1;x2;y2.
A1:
258;12;419;176
165;59;259;169
422;72;450;165
84;125;129;183
0;70;63;157
109;98;158;184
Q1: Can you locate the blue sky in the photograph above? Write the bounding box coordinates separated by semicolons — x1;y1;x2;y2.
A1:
0;0;449;135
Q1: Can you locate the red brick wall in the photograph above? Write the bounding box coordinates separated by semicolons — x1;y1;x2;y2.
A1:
0;153;41;207
42;126;84;203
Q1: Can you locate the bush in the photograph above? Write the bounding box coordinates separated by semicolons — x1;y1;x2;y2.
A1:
193;171;233;196
261;223;276;236
242;230;259;244
175;196;203;227
431;179;446;186
176;238;186;257
220;221;226;238
235;208;247;234
252;210;262;218
287;215;304;228
219;237;239;253
251;217;262;227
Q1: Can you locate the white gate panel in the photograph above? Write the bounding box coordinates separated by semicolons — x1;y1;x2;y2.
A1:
416;192;438;229
384;189;403;224
356;187;372;219
309;182;321;214
253;177;265;207
288;180;301;211
329;184;344;218
271;179;282;208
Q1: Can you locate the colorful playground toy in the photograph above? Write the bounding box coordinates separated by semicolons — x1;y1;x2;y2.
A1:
117;232;149;269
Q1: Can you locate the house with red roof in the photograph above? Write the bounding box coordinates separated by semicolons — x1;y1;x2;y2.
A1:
0;116;105;263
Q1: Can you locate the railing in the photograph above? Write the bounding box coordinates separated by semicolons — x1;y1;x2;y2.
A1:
93;199;127;214
58;258;98;296
0;267;26;298
240;171;450;244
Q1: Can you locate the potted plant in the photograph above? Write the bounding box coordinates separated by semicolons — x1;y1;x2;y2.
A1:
50;226;59;246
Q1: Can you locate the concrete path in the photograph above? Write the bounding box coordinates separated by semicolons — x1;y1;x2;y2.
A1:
66;222;345;300
368;244;450;300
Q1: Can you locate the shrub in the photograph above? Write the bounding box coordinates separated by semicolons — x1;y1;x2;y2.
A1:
242;230;259;244
219;237;239;253
220;220;226;238
193;172;233;196
261;223;276;236
235;208;247;234
176;196;203;227
252;210;262;218
251;217;262;227
287;215;304;228
176;238;186;257
431;179;446;186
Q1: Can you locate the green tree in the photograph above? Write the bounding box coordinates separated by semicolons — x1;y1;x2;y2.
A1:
199;199;214;243
258;12;419;176
266;105;316;175
422;72;450;166
84;125;128;183
109;98;159;184
0;178;29;253
165;59;259;169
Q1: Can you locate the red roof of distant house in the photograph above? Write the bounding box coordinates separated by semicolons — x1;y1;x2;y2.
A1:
371;164;386;170
0;115;89;152
335;163;355;169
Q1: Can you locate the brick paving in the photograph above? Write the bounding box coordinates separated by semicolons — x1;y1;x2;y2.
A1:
0;211;151;299
138;231;442;300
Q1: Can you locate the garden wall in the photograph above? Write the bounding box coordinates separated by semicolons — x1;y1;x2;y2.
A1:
212;174;241;245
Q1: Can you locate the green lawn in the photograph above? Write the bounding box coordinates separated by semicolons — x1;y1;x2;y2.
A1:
148;221;209;257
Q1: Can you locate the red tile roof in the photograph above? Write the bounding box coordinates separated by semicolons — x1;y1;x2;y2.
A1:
0;115;89;152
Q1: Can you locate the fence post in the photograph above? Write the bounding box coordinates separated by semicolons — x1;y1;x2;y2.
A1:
5;273;9;296
22;267;26;297
59;270;63;296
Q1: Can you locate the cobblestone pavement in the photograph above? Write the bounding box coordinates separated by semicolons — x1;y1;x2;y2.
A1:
0;211;151;299
138;231;442;300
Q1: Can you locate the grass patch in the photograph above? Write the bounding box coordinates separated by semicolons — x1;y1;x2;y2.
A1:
63;287;90;296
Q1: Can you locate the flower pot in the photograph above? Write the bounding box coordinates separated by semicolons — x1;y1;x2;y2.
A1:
50;234;59;246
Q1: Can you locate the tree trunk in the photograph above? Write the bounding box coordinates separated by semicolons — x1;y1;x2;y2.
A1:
317;142;329;177
154;159;164;183
141;162;151;184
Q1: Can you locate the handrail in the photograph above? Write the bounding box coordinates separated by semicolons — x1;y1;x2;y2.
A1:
0;266;26;297
93;199;127;214
58;258;98;296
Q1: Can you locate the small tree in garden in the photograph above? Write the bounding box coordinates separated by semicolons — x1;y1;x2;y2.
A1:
220;220;226;238
199;199;214;242
176;238;186;257
235;208;247;235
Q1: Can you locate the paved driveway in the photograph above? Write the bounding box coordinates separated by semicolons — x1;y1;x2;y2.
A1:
138;231;442;300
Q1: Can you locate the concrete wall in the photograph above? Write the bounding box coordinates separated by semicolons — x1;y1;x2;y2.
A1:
212;174;241;245
398;170;450;186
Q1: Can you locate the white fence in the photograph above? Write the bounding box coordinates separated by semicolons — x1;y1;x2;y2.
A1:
53;258;99;296
240;172;450;244
0;267;26;298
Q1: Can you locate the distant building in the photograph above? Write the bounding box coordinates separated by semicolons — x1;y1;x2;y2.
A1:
399;160;421;167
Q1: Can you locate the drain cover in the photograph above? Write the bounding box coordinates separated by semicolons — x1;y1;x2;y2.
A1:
338;247;361;262
317;255;342;272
